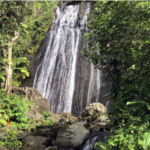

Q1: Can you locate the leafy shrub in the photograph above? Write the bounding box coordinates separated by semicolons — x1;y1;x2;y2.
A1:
95;78;150;150
95;121;150;150
44;119;53;127
83;1;150;149
0;129;22;149
42;110;50;120
0;91;33;129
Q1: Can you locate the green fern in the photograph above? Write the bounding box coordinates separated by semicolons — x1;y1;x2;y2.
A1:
12;79;21;87
13;57;29;66
0;71;6;82
95;141;107;150
15;67;29;77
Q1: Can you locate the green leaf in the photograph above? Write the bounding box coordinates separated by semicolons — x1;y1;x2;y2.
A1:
22;24;28;29
139;131;150;149
0;119;7;125
0;71;6;82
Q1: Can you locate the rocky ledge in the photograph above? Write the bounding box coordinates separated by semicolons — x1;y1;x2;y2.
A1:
0;87;110;150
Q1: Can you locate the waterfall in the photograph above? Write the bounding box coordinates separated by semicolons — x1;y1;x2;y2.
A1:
33;2;106;116
87;64;100;105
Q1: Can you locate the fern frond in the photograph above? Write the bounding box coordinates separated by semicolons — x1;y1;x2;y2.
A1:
0;71;6;82
15;67;29;77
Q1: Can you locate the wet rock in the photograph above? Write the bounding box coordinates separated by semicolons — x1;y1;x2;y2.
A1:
88;124;100;132
79;116;91;122
58;112;77;124
92;115;109;128
21;135;50;150
32;125;53;137
18;131;30;140
80;103;110;131
47;112;78;124
47;112;62;123
47;123;66;141
25;108;43;121
0;146;7;150
53;121;89;148
81;102;107;120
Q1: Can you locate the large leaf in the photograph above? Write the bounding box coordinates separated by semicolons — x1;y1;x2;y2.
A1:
15;67;29;77
13;57;29;66
139;131;150;149
0;71;6;82
127;101;150;110
21;24;28;29
0;119;7;126
95;141;107;150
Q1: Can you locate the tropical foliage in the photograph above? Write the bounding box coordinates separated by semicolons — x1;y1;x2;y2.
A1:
82;1;150;150
0;91;33;129
0;1;29;94
0;90;53;148
0;129;22;149
0;2;57;148
0;1;57;94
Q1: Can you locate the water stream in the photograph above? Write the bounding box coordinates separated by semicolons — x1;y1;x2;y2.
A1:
80;131;109;150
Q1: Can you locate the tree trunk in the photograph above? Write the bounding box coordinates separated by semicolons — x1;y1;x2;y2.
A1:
5;42;12;95
5;31;19;95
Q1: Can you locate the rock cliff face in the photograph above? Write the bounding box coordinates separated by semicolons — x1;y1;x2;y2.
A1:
53;121;89;148
21;36;48;88
22;2;111;117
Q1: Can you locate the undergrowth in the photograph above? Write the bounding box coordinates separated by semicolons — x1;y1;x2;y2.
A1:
0;129;22;149
0;90;53;149
0;91;34;129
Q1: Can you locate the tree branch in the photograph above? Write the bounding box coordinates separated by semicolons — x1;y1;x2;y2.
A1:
11;31;19;44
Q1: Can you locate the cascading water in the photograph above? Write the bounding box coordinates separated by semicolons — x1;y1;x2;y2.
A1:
80;131;109;150
34;4;81;113
33;2;108;116
82;136;98;150
87;64;100;104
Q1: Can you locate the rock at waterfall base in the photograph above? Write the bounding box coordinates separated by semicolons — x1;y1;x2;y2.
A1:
81;102;107;120
47;112;62;123
81;102;110;132
53;121;89;148
21;135;51;150
25;108;43;121
58;112;77;123
0;146;7;150
92;115;109;128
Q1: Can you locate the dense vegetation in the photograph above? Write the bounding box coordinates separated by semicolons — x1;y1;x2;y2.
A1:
82;1;150;150
0;91;53;149
2;0;150;149
0;1;57;94
0;1;57;149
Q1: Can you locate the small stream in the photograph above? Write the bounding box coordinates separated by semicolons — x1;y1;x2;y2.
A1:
80;131;109;150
